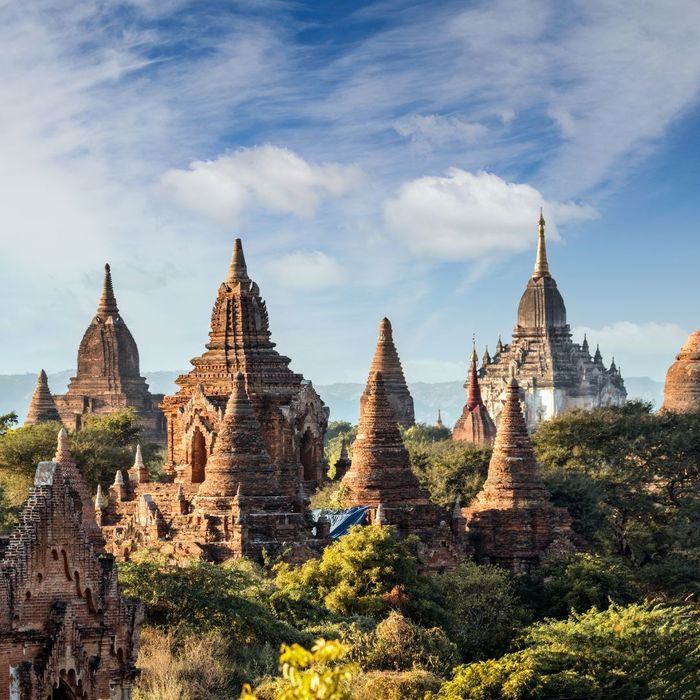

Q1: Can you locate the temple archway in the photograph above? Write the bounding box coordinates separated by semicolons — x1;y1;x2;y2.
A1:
300;428;316;482
191;428;207;484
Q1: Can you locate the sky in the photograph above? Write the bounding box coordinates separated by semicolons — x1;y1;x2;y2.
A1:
1;0;700;386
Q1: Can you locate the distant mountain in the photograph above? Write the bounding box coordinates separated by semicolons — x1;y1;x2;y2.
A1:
0;371;665;426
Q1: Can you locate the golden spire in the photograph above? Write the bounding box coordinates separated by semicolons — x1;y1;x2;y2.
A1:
533;208;550;280
471;334;478;364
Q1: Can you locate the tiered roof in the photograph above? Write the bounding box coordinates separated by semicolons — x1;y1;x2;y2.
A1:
24;369;61;425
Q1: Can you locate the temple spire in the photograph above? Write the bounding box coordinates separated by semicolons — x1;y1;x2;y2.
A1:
467;343;484;410
533;209;550;280
97;263;119;316
227;238;250;284
25;369;61;426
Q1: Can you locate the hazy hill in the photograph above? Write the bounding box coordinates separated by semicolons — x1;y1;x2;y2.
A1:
0;371;664;426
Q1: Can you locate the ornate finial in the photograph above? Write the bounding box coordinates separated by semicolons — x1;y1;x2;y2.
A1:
496;335;503;354
95;484;104;509
379;317;393;339
594;344;603;363
482;346;491;366
113;469;124;486
97;263;119;315
375;502;386;526
227;238;250;283
533;210;550;280
133;443;144;469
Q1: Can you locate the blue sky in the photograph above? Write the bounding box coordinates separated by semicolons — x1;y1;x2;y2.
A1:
1;0;699;385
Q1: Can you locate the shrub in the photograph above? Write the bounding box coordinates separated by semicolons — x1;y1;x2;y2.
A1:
352;670;442;699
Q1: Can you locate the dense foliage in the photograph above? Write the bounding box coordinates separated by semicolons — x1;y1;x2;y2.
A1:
0;409;162;531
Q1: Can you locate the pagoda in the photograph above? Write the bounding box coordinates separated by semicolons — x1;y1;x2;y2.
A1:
100;373;326;563
453;344;496;445
366;318;415;428
52;264;166;442
662;330;700;412
462;378;576;571
341;370;468;571
24;369;61;425
478;212;626;430
160;239;328;496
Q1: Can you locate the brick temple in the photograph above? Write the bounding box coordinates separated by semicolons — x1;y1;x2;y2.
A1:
341;369;468;571
461;378;576;571
99;239;329;564
478;212;626;430
0;429;142;699
662;329;700;412
161;239;328;495
24;370;61;426
50;264;166;443
452;344;496;445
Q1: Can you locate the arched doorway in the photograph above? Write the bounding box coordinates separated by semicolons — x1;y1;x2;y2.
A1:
191;428;207;483
53;680;77;699
300;429;316;482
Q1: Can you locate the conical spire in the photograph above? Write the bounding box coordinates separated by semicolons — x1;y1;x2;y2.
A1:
367;318;415;428
594;344;603;363
197;372;279;498
342;371;427;507
54;427;74;466
582;333;590;354
436;409;444;427
227;238;250;284
95;484;104;510
482;346;491;366
466;346;484;411
25;370;61;426
128;443;149;484
496;335;503;354
134;444;144;468
476;378;548;506
453;343;496;445
97;263;120;315
533;209;550;280
113;469;125;486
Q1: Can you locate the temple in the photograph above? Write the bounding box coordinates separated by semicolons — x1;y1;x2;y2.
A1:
662;330;700;413
452;344;496;445
24;369;61;426
0;429;142;699
366;318;415;428
52;264;166;443
341;370;468;571
462;378;577;571
160;239;328;495
100;239;329;564
100;373;328;563
478;212;626;430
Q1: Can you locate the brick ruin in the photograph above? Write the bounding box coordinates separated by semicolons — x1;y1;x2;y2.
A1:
341;370;468;572
99;373;329;563
452;345;496;445
50;265;166;444
0;429;142;700
366;318;415;429
98;239;329;564
461;378;577;571
662;329;700;413
161;239;328;495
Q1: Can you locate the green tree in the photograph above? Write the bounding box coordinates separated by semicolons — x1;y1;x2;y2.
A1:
434;561;527;662
275;526;444;624
402;423;452;444
438;603;700;700
324;424;357;480
534;402;700;593
0;412;17;437
408;441;490;508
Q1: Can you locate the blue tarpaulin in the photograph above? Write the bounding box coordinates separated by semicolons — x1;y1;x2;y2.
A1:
311;506;369;539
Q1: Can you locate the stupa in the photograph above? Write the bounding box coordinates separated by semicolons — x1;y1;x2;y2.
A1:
24;369;61;425
453;344;497;445
462;378;576;571
662;330;700;412
478;212;626;430
52;264;166;442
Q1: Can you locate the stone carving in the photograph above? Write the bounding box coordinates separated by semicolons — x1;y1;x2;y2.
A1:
662;330;700;412
463;378;577;571
0;430;142;699
52;264;166;443
478;212;626;430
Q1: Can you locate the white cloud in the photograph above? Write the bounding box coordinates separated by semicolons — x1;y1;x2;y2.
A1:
383;169;596;260
265;251;345;290
393;114;488;149
159;145;364;224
